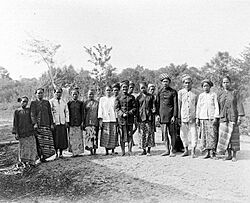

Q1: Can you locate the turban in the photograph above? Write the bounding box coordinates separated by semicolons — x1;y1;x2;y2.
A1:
159;73;171;82
182;74;192;83
201;79;213;87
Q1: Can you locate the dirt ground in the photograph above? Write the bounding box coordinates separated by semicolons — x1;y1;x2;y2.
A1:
0;128;250;203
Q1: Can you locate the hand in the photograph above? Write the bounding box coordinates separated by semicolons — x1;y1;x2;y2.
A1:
237;118;242;126
99;119;103;129
33;123;38;130
178;118;182;126
171;116;175;124
231;121;236;126
196;119;200;127
15;134;19;140
156;115;160;123
50;124;54;131
123;113;128;117
66;122;69;128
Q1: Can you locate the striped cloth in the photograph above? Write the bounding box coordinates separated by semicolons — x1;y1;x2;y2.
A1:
229;125;240;152
217;122;233;154
100;122;117;149
36;127;55;159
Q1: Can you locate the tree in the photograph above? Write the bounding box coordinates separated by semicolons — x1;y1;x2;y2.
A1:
0;66;11;80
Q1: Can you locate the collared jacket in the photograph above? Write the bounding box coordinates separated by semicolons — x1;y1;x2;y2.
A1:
196;92;219;120
68;100;84;127
217;89;245;123
98;96;116;122
30;99;53;127
178;88;197;123
136;93;154;123
49;98;69;125
156;87;178;123
115;93;136;125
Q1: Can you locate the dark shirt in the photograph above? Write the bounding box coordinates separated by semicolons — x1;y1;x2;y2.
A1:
115;93;136;125
156;87;178;123
68;100;84;127
136;93;154;122
12;107;34;138
217;89;245;123
30;99;53;127
84;99;99;127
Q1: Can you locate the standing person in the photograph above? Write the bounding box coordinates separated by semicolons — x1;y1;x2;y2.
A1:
137;82;155;156
30;88;55;162
50;87;69;159
156;73;178;157
84;89;99;155
12;96;37;167
196;79;219;159
98;85;118;155
178;74;198;158
115;80;137;156
128;81;135;95
67;89;84;157
216;76;245;162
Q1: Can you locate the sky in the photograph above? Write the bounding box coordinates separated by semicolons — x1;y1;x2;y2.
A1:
1;0;250;80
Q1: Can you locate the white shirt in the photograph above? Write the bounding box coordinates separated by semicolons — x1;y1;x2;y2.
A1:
49;98;69;125
98;96;116;122
196;92;219;120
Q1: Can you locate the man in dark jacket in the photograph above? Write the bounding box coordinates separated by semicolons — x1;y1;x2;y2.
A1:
156;73;178;157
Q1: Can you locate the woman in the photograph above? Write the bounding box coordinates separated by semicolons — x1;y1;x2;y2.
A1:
196;79;219;159
50;87;69;158
84;89;99;155
136;82;155;156
98;85;118;155
216;76;245;162
30;88;55;162
68;89;84;157
12;96;37;167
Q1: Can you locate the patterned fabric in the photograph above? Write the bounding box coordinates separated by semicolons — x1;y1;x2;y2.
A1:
36;127;55;159
19;135;37;165
217;122;234;154
100;122;117;149
139;122;155;148
180;122;197;148
53;124;68;150
85;126;98;150
68;126;84;155
229;125;240;152
200;120;217;150
159;73;171;81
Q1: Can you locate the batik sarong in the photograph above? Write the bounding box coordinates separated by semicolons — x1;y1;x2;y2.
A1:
85;126;98;150
200;120;217;151
139;122;155;149
68;126;84;155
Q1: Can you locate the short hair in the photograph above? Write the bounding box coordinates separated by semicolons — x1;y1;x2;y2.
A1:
112;83;120;90
17;96;29;102
35;88;44;94
54;87;63;93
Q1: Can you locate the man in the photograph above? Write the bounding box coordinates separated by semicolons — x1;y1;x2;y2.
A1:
156;73;178;157
115;80;137;156
178;74;198;158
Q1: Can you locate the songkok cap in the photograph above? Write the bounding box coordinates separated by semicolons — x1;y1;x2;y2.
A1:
182;74;192;83
159;73;171;82
201;79;213;87
120;80;129;87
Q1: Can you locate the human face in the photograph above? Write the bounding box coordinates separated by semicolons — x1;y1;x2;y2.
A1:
162;79;170;88
72;91;78;100
36;89;44;100
88;91;95;100
203;83;210;93
140;84;147;94
222;77;231;90
105;87;112;97
148;86;155;94
128;85;134;94
183;79;192;91
113;87;120;97
21;98;28;108
55;90;62;99
122;84;128;94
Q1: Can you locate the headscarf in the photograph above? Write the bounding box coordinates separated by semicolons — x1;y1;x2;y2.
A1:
159;73;171;82
181;74;192;83
201;79;213;87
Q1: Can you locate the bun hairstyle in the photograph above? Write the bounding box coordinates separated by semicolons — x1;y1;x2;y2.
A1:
17;98;22;102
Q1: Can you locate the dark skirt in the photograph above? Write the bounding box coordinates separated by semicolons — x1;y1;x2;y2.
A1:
119;124;133;143
200;120;218;151
19;135;37;165
53;124;68;150
100;122;118;149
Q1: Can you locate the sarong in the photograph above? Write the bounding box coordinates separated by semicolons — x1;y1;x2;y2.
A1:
68;126;84;155
85;126;98;150
200;120;217;150
100;122;117;149
217;122;234;154
19;135;37;165
119;124;133;143
229;125;240;152
139;122;155;148
36;127;55;159
53;125;68;150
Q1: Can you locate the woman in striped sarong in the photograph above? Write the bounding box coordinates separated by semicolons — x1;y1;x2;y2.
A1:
216;76;245;162
30;88;55;162
98;85;118;155
12;96;37;167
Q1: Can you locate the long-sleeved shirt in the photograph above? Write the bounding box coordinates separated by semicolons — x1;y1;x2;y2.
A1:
12;107;34;138
178;88;197;123
49;98;69;125
68;100;84;127
217;89;245;123
84;99;99;127
136;93;154;122
30;99;53;127
196;92;219;120
98;96;116;122
115;93;136;125
156;87;178;123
